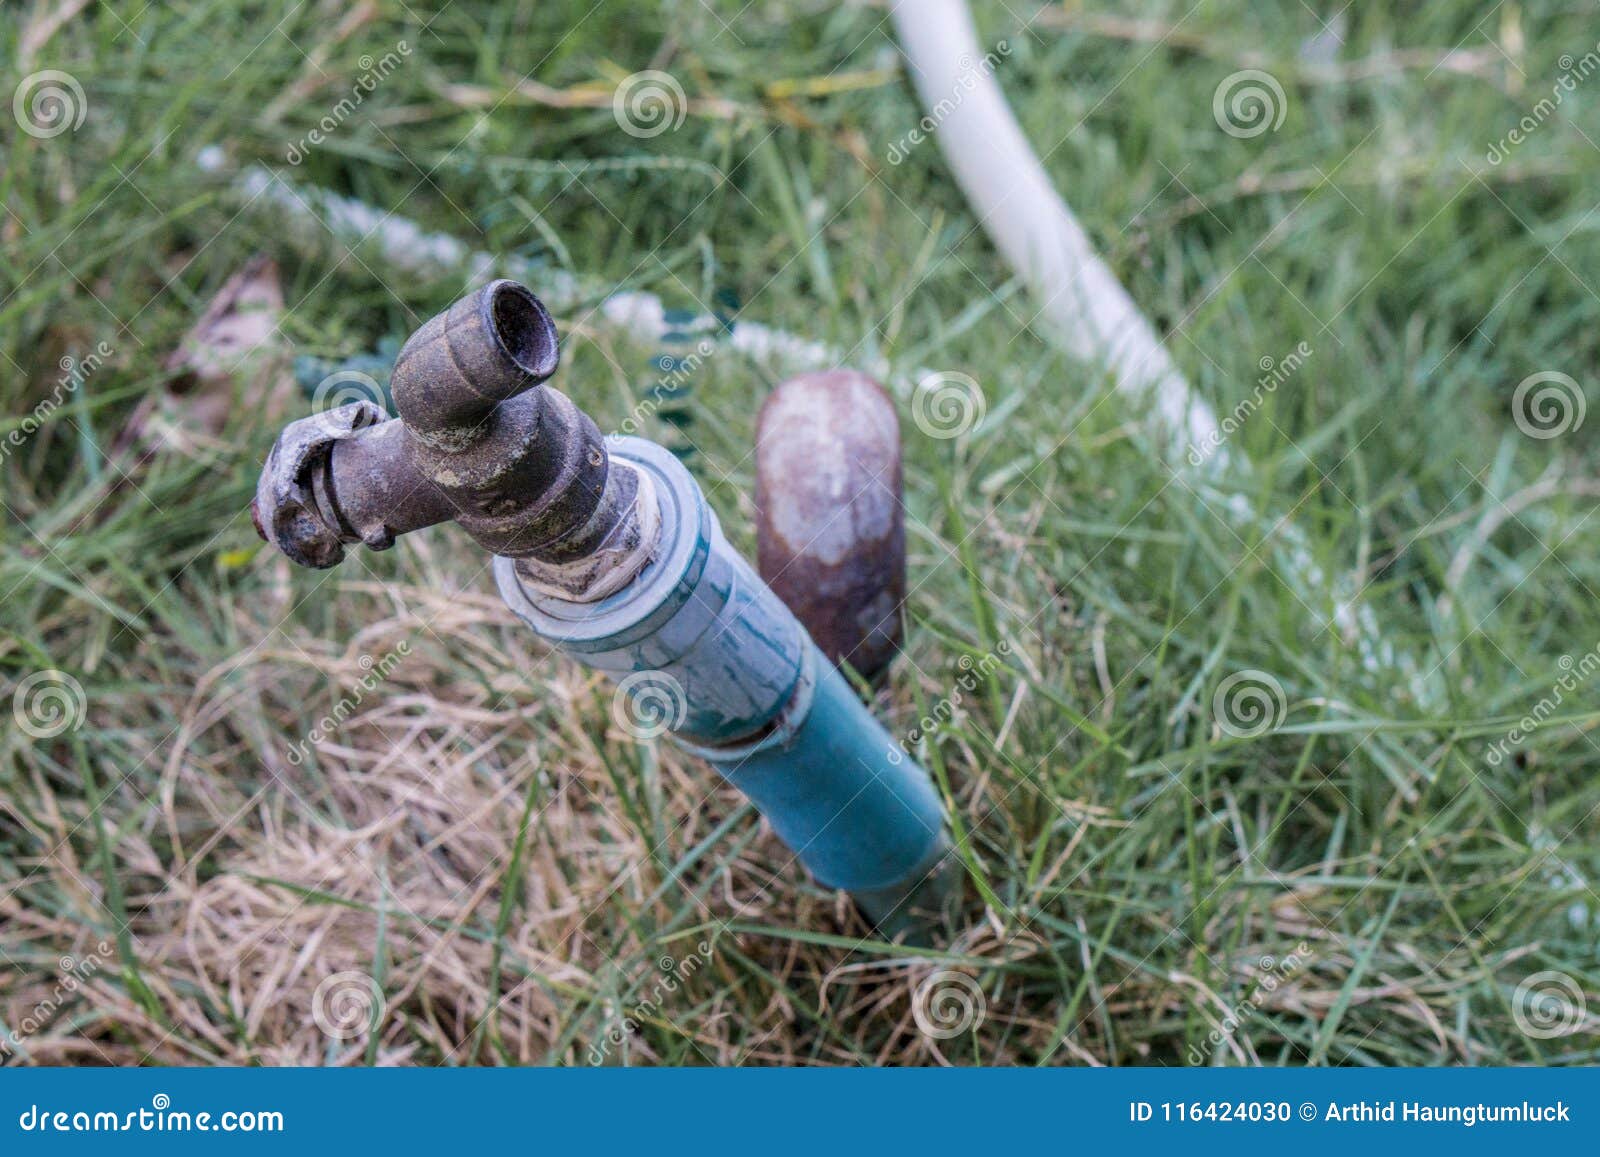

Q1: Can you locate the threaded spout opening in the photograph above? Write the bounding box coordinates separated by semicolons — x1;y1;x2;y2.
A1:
486;281;559;382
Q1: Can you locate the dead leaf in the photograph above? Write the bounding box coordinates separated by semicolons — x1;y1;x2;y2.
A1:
150;254;292;451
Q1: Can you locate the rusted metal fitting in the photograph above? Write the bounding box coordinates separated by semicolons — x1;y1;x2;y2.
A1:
389;279;559;447
252;281;657;600
252;398;434;569
755;370;906;681
389;280;638;569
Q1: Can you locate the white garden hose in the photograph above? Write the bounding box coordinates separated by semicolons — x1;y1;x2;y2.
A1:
892;0;1409;688
890;0;1222;465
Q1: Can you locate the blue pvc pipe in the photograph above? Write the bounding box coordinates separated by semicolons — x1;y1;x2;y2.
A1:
496;437;954;933
682;654;946;893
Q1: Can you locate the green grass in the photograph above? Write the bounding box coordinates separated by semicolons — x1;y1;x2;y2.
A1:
3;0;1600;1066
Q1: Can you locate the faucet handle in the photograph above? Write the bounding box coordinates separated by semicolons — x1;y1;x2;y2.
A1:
251;400;388;568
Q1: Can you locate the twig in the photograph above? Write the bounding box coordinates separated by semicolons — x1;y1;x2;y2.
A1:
1034;8;1509;92
18;0;94;68
1439;472;1600;618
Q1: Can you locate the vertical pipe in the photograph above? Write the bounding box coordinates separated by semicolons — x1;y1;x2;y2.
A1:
495;438;957;938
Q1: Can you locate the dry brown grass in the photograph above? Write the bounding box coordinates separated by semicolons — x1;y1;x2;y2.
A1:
1;521;998;1064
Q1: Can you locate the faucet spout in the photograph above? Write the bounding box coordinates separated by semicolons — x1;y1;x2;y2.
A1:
389;279;558;450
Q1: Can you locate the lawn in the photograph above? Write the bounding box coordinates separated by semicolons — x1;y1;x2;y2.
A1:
3;0;1599;1066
